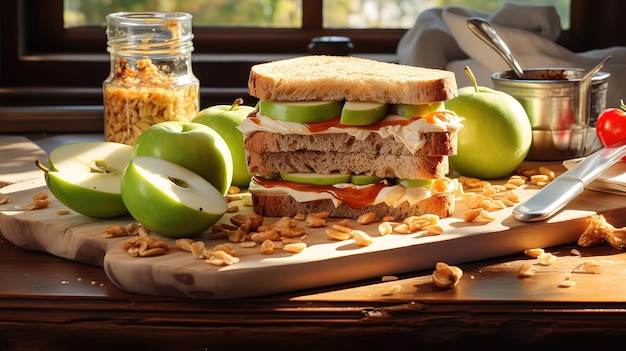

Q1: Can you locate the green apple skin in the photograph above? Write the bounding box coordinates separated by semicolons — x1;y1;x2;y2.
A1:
42;141;133;218
258;100;344;123
280;172;351;185
398;178;433;188
132;121;233;196
192;103;255;188
389;102;444;118
44;170;129;218
121;156;228;238
340;101;389;126
351;175;382;185
446;86;532;180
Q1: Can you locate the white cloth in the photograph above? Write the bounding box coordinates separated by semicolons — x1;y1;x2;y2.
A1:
397;3;626;107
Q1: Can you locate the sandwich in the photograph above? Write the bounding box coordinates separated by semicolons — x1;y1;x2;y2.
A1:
238;55;464;219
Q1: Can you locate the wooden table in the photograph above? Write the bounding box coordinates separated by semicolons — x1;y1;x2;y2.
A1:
2;133;626;350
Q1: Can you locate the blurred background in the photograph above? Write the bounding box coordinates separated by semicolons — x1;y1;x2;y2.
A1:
3;0;623;134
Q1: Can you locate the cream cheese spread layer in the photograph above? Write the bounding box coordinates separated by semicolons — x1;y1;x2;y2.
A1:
238;111;464;154
248;178;459;208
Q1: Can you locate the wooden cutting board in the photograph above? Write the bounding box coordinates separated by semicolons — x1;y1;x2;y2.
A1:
2;136;625;299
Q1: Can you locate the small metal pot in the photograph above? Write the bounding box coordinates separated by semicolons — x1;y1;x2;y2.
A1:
492;68;610;161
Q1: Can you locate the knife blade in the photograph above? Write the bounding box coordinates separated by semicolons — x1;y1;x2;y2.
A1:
513;138;626;222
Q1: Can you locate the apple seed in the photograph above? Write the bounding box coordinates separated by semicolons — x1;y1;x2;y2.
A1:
168;176;189;189
89;160;111;173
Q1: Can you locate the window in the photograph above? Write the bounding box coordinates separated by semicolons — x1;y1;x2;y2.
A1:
63;0;571;30
1;0;623;133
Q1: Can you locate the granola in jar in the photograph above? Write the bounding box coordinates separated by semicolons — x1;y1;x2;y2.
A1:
103;12;199;145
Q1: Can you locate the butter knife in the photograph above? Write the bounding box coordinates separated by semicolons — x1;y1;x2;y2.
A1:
513;138;626;222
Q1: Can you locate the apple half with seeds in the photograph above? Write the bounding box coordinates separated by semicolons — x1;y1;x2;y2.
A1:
121;156;228;238
340;101;388;126
258;100;344;123
36;141;132;219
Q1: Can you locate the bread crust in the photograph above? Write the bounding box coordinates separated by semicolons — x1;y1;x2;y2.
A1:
251;192;455;219
248;55;457;105
245;131;456;179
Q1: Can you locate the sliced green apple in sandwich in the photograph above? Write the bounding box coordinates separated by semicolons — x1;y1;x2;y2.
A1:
258;100;344;123
121;156;228;238
350;174;383;186
340;101;389;126
36;141;132;219
397;178;434;188
389;101;444;118
280;172;351;186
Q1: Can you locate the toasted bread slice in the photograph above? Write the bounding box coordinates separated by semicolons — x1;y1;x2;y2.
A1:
245;131;456;179
248;55;457;105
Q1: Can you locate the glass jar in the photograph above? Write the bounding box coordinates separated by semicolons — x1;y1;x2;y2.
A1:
103;12;199;145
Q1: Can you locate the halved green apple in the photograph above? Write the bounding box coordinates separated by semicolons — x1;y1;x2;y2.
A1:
398;178;434;188
258;100;343;123
280;172;351;185
340;101;389;126
389;102;444;118
37;141;132;219
350;174;382;185
121;156;228;238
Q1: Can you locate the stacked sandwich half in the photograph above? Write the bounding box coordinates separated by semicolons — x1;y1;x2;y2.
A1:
238;55;464;219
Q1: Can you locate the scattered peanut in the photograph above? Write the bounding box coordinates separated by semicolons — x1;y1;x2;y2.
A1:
99;224;129;238
352;230;373;247
381;275;399;282
558;278;576;288
0;194;10;204
432;261;463;289
190;241;208;259
175;238;194;252
377;222;394;236
259;239;275;254
537;252;557;266
121;228;169;257
305;215;326;228
518;262;535;277
356;211;378;225
325;228;352;241
283;242;307;253
25;191;51;210
524;248;545;258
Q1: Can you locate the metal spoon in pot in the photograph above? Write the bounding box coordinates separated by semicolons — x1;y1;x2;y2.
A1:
467;17;526;79
577;54;611;127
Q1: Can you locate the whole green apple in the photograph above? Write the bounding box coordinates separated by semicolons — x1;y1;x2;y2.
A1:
132;121;233;196
193;98;255;188
36;141;132;218
446;70;532;180
121;156;228;237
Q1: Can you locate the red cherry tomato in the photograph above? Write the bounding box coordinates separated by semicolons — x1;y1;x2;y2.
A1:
596;100;626;160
